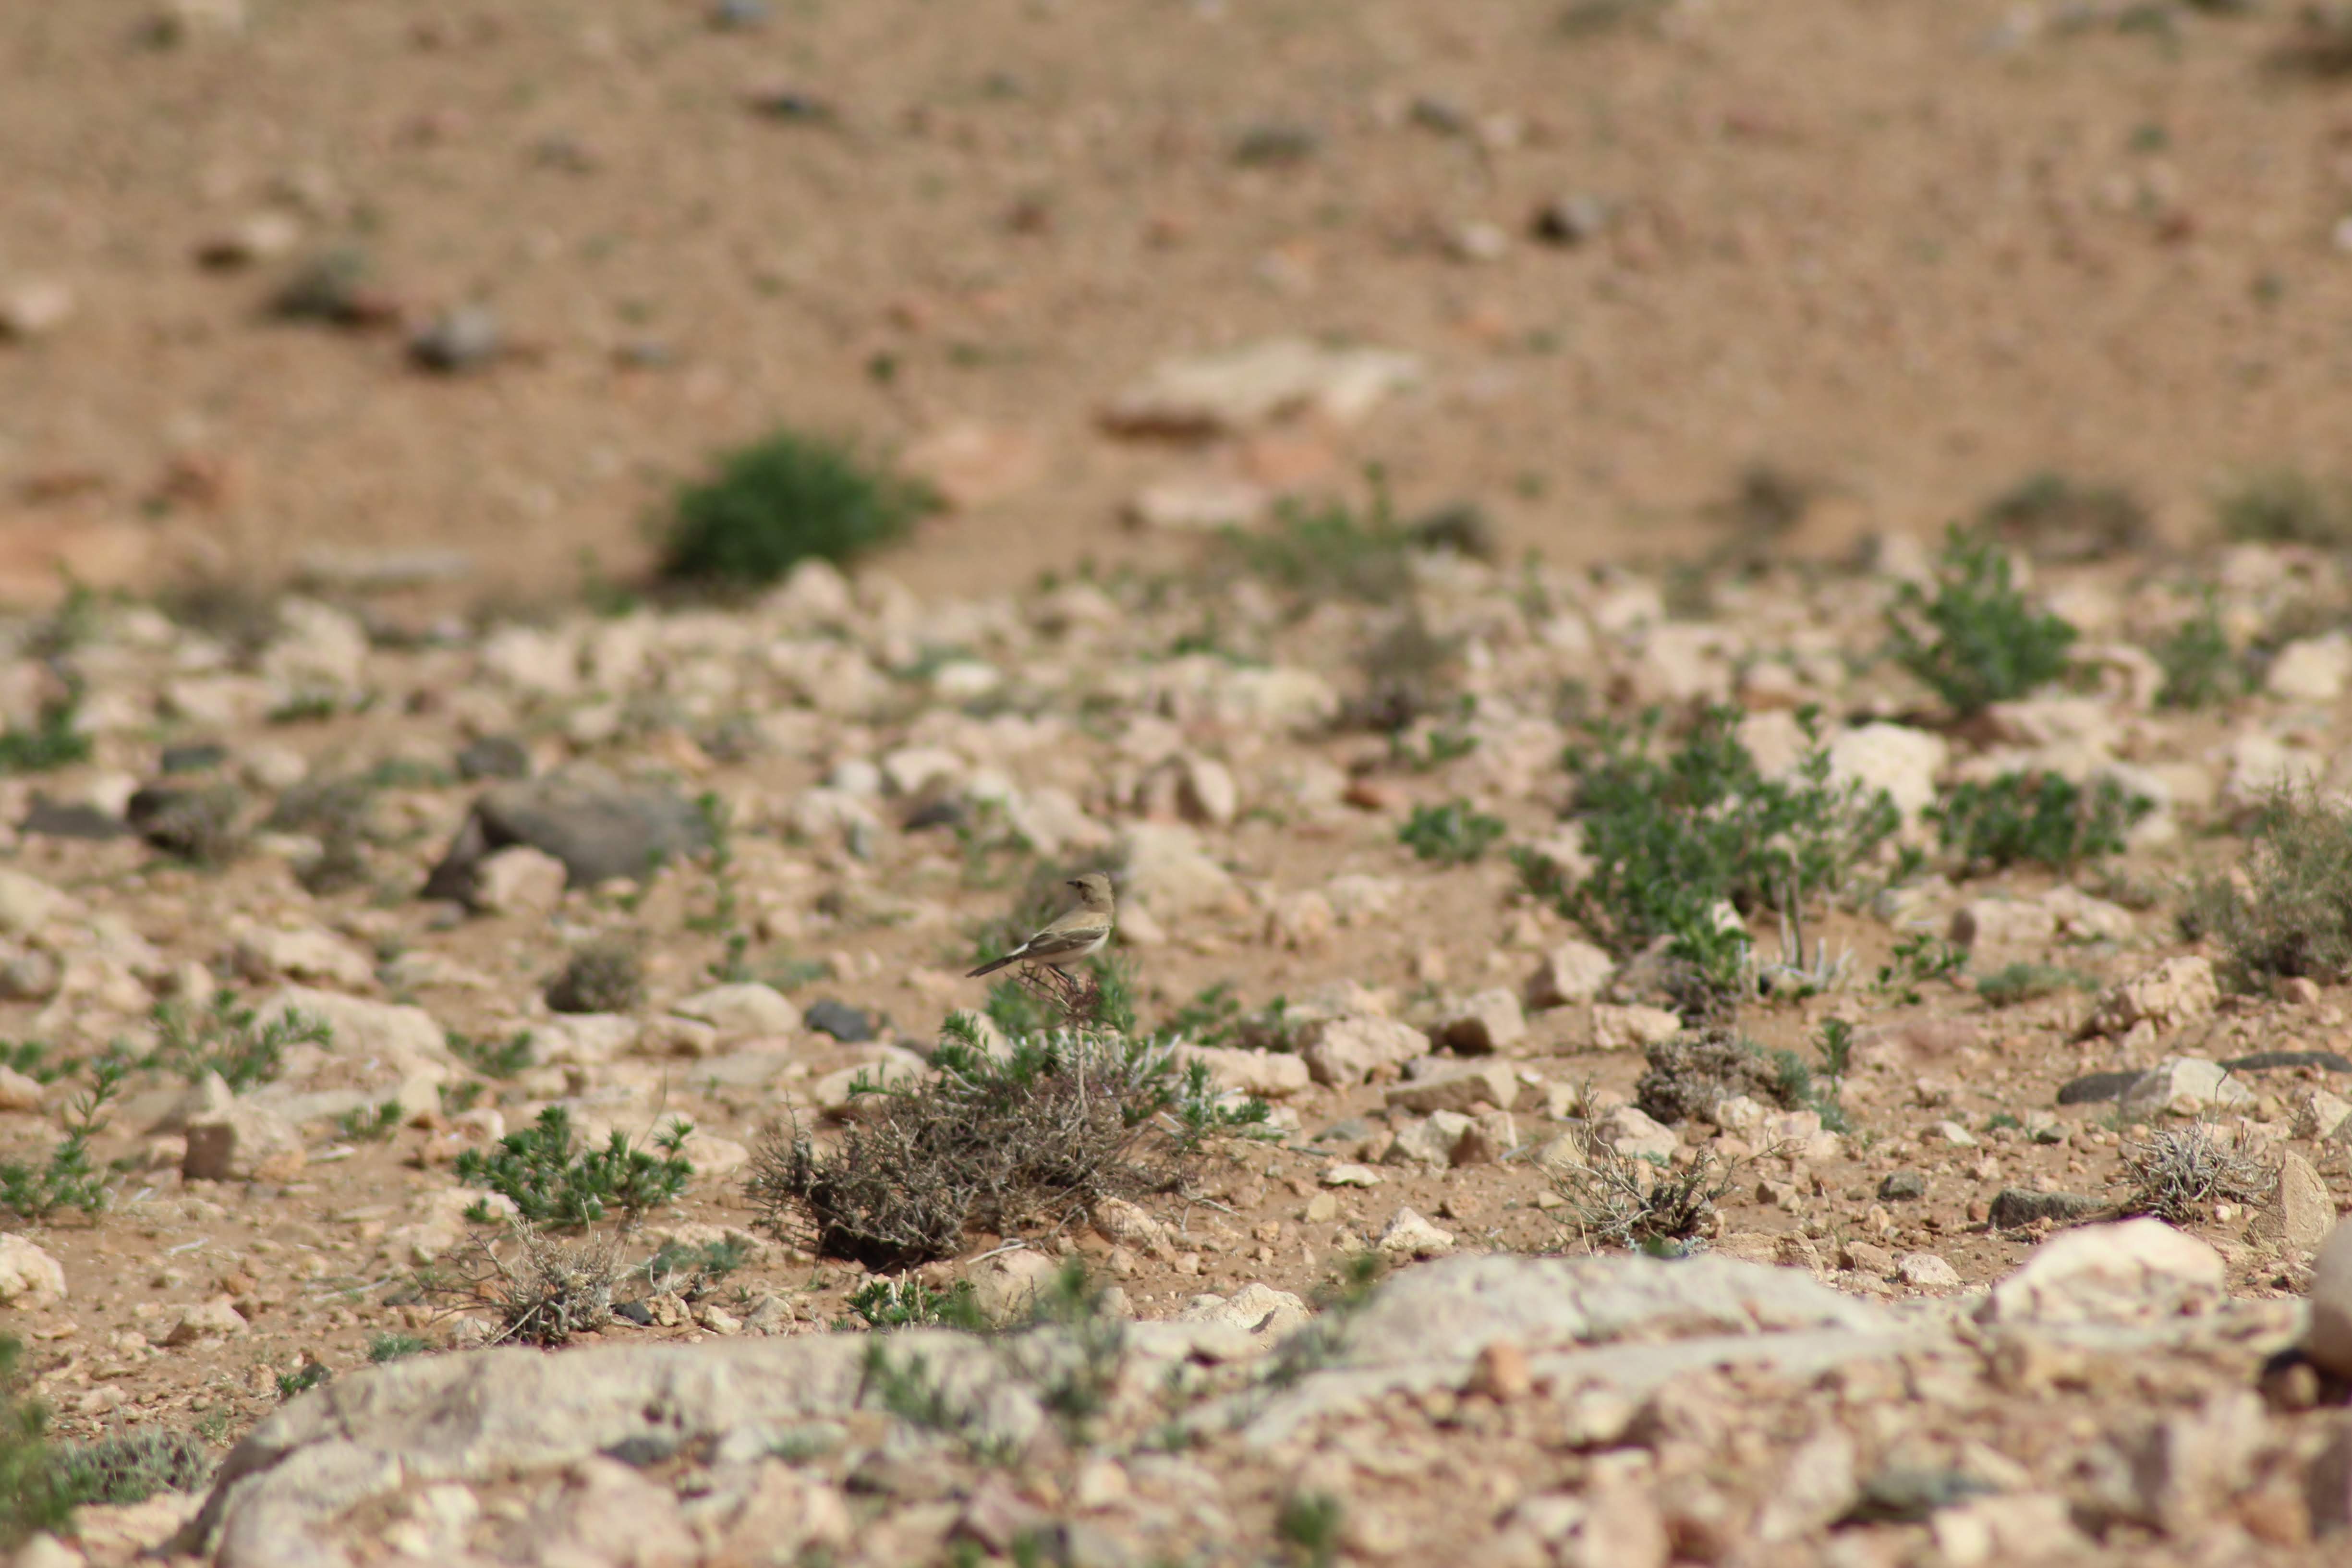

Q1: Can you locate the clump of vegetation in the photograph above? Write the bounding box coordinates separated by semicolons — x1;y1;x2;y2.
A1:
126;783;244;865
2183;784;2352;990
366;1332;427;1363
1225;486;1417;604
642;1236;751;1301
1633;1032;1787;1126
2154;599;2240;710
1885;527;2077;716
0;698;92;777
454;1106;694;1229
43;1427;212;1509
147;994;331;1092
1515;705;1898;956
274;1361;330;1401
1347;616;1459;734
1553;1128;1738;1253
840;1276;983;1330
2117;1121;2270;1224
0;1051;127;1222
1977;471;2148;563
266;776;377;897
2216;467;2352;546
1;1337;68;1549
662;428;940;590
747;1017;1263;1268
446;1027;534;1080
424;1222;618;1347
333;1102;402;1143
1976;962;2101;1008
1164;981;1244;1048
1397;799;1505;865
1929;770;2151;875
545;938;645;1015
1874;932;1969;1007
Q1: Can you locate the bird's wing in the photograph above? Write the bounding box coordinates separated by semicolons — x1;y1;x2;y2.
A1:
1011;921;1110;960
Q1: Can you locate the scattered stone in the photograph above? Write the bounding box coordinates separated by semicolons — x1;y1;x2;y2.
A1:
408;305;501;373
1977;1219;2227;1326
1897;1252;1963;1290
801;999;873;1043
1826;723;1946;821
1297;1014;1428;1086
0;1234;65;1307
1101;337;1421;438
1987;1189;2105;1229
424;765;710;899
1531;193;1611;245
2120;1057;2255;1117
231;925;374;989
0;1065;42;1112
2251;1151;2335;1252
1383;1061;1522;1116
1525;940;1614;1009
1176;1044;1309;1099
1436;988;1527;1054
1595;1105;1677;1161
1879;1170;1928;1202
468;844;568;916
2307;1220;2352;1379
2057;1070;2147;1106
183;1103;306;1182
455;735;532;781
0;281;74;340
2228;1049;2352;1075
2082;956;2219;1040
671;983;799;1040
1591;1003;1681;1053
1375;1205;1457;1259
166;1296;249;1345
1321;1163;1382;1188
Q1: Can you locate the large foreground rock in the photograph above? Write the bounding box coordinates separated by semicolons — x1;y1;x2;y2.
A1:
423;764;710;901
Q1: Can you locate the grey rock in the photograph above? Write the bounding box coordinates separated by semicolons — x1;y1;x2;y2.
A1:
2224;1049;2352;1075
161;742;230;774
2057;1070;2143;1106
802;999;873;1043
1987;1189;2104;1230
408;305;500;373
1879;1170;1928;1202
423;764;710;900
454;736;530;781
21;795;130;840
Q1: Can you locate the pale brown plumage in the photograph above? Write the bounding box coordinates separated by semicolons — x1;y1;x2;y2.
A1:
967;872;1116;977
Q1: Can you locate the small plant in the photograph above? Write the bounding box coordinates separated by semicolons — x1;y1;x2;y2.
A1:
1223;478;1415;604
1517;705;1898;956
147;994;331;1092
642;1237;751;1299
663;428;940;590
446;1027;534;1080
1816;1016;1856;1083
274;1361;330;1401
1929;770;2152;875
2182;783;2352;989
0;1044;59;1084
41;1427;212;1510
2155;599;2239;710
366;1333;427;1363
1;1051;128;1222
1976;962;2100;1008
1267;1252;1388;1390
1016;1259;1127;1447
749;1016;1258;1268
1875;931;1969;1007
2216;466;2352;547
1349;617;1459;734
857;1342;1019;1466
686;790;740;937
333;1103;402;1143
1885;526;2077;716
1164;981;1244;1048
840;1276;984;1330
454;1106;694;1229
1663;906;1754;1026
1765;1046;1850;1136
0;697;91;777
2;1337;68;1548
423;1222;619;1347
2117;1120;2270;1224
1634;1034;1787;1127
1397;799;1505;865
546;938;645;1015
1553;1132;1739;1253
1277;1492;1346;1568
1977;472;2147;563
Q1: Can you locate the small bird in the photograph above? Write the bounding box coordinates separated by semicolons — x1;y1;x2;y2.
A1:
967;872;1116;978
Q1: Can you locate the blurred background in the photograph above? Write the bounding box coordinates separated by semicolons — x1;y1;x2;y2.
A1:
5;0;2352;613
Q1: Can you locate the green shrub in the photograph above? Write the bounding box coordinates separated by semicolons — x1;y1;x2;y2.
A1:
1978;472;2147;563
1164;981;1244;1048
1514;705;1898;957
1976;962;2100;1008
1226;488;1415;604
1;1337;67;1548
2216;467;2352;547
662;429;940;589
839;1276;983;1330
367;1333;428;1363
446;1027;535;1079
1397;800;1505;865
454;1106;693;1229
747;1017;1265;1268
0;699;91;776
1885;527;2077;716
1929;770;2151;875
2155;600;2239;710
2183;784;2352;988
44;1427;211;1509
1;1052;128;1222
147;993;330;1092
545;939;644;1016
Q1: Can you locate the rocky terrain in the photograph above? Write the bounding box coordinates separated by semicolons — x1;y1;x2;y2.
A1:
0;521;2350;1564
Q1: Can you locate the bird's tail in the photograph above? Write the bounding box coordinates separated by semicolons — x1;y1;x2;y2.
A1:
966;952;1019;978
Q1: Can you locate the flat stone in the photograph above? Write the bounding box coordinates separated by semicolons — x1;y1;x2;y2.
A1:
800;1000;872;1043
1879;1170;1928;1202
2224;1050;2352;1074
1382;1061;1521;1117
1976;1219;2227;1327
0;1233;65;1307
1297;1014;1427;1086
424;764;711;899
2056;1070;2144;1106
1986;1189;2104;1230
2307;1220;2352;1379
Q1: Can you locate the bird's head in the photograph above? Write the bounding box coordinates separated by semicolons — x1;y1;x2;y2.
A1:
1067;871;1115;909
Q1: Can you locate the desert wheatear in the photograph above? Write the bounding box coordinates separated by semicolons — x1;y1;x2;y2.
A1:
968;872;1115;978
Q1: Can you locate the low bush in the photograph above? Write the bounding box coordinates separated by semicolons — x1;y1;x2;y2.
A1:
2216;467;2352;547
454;1106;693;1229
147;993;330;1092
2154;600;2240;710
1977;471;2148;563
1397;799;1505;865
423;1222;618;1347
1514;705;1898;957
1976;962;2100;1008
2117;1121;2269;1224
545;938;645;1015
747;1018;1264;1268
1929;770;2150;875
1885;526;2076;716
2182;784;2352;989
663;428;940;590
43;1428;212;1508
